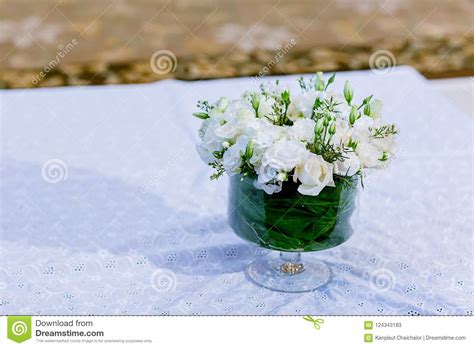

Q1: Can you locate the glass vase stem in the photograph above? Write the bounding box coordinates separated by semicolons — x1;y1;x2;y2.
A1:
279;252;304;275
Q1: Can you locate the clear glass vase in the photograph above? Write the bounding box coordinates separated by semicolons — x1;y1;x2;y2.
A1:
228;175;359;292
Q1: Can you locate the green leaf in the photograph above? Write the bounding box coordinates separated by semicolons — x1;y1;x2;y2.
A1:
359;95;373;110
229;175;358;251
362;95;373;104
325;73;336;91
193;112;209;119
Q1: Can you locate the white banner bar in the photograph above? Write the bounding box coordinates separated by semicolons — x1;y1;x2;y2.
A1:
1;316;472;347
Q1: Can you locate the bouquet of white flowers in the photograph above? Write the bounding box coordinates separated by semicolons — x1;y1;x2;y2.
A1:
194;73;399;290
194;72;398;196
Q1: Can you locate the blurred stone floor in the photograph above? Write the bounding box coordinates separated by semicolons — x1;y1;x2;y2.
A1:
0;0;473;88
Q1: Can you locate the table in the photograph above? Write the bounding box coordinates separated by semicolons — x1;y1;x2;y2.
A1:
1;67;472;315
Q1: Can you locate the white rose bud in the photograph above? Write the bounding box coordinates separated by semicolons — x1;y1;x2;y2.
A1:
251;94;259;112
343;81;353;105
315;118;325;134
349;106;358;125
328;122;336;135
363;102;371;116
315;72;325;91
223;136;248;175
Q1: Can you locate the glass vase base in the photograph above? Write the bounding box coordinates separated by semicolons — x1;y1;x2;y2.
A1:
247;255;331;293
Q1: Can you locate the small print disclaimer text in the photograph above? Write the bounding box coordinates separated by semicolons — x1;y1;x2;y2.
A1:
6;317;153;345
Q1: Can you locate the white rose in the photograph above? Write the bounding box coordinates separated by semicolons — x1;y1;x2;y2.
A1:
196;143;215;164
214;99;255;125
257;95;277;120
255;160;284;195
256;162;278;185
208;97;229;118
333;151;360;176
355;141;385;168
353;114;375;131
350;115;375;145
214;103;257;142
254;139;307;194
198;118;209;140
287;91;326;121
226;99;253;114
336;101;352;121
246;120;288;166
247;118;286;143
223;136;248;175
235;107;255;123
371;133;396;152
199;118;224;153
351;116;395;169
288;118;316;143
261;139;308;173
330;119;352;145
254;180;282;195
214;121;240;140
294;153;335;196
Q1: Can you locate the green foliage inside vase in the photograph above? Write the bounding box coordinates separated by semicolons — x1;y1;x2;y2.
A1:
228;175;358;251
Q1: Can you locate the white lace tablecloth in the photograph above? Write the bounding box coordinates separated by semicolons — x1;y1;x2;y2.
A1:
1;67;472;315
